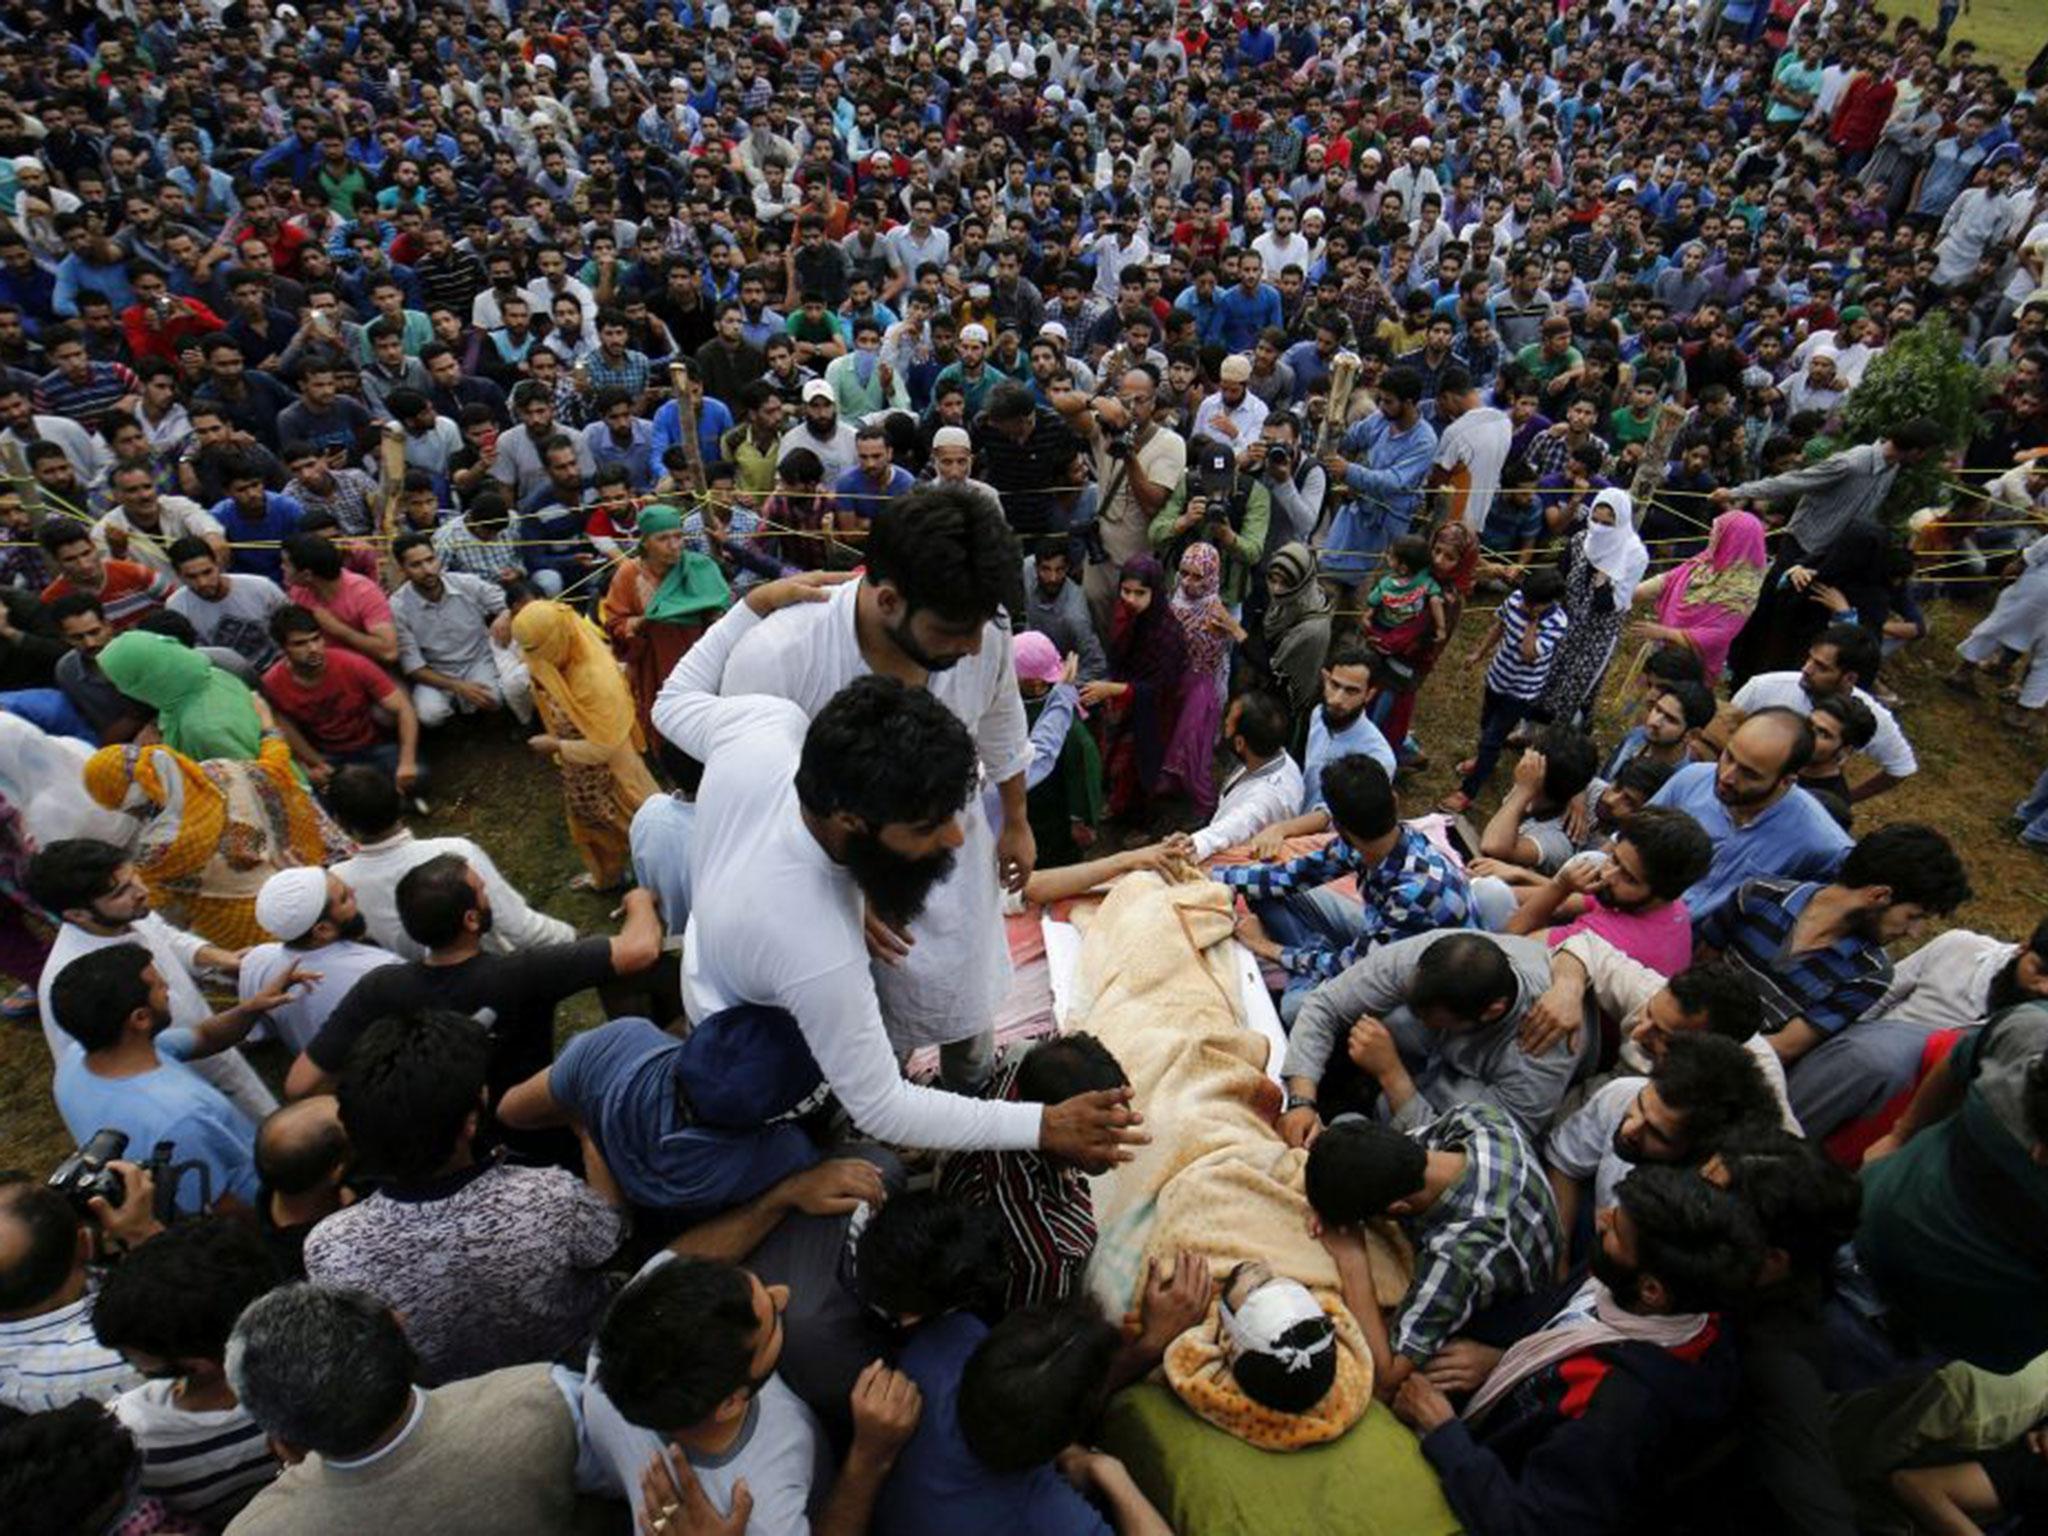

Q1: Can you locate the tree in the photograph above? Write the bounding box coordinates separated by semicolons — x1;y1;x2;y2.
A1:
1834;315;1984;529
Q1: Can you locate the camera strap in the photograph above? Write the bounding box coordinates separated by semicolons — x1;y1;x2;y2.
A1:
1091;422;1155;547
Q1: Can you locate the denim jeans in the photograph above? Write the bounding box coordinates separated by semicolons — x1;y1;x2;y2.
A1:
2018;763;2048;848
1253;886;1368;1025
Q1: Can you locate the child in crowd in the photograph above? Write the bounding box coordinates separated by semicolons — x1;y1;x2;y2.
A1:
1361;533;1447;697
1441;566;1568;813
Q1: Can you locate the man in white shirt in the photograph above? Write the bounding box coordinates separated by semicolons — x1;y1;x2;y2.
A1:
1429;367;1512;537
93;466;227;572
650;570;1141;1164
1166;692;1303;863
1546;1032;1786;1244
1528;928;1793;1123
577;1250;916;1533
1086;216;1151;304
690;486;1034;1090
778;379;860;483
1189;353;1270;452
323;766;576;962
1730;623;1915;798
1249;203;1311;279
237;867;402;1055
27;838;275;1121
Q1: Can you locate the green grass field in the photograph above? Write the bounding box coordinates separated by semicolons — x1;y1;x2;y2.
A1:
1890;0;2041;75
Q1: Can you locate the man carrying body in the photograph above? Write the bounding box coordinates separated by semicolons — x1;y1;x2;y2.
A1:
672;484;1039;1092
651;567;1142;1166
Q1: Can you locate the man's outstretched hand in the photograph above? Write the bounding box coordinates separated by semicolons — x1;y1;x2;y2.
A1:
1040;1086;1149;1172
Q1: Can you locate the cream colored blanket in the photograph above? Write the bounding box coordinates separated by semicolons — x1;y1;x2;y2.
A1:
1072;871;1412;1449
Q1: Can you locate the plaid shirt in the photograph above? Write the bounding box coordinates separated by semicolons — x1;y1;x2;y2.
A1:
582;348;652;399
1393;1102;1562;1363
285;467;380;538
1213;823;1473;979
1695;878;1893;1040
1521;427;1610;482
432;514;523;582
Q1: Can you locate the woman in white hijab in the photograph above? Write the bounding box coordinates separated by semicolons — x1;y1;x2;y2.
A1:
1538;486;1648;730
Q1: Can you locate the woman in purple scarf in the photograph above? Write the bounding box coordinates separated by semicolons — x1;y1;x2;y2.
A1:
1080;556;1193;822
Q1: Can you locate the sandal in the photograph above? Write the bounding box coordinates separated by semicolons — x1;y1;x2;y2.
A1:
1436;791;1473;815
1454;757;1478;778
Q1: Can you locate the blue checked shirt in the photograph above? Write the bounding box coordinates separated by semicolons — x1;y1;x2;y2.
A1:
1694;877;1893;1039
1213;823;1473;979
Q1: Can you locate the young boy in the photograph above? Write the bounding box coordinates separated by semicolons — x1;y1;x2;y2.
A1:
92;1217;284;1526
1440;565;1567;813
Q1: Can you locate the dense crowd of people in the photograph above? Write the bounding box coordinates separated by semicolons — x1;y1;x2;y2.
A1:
2;0;2048;1533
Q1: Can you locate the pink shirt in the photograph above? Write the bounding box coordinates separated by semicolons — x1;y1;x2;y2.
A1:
1549;896;1693;978
290;571;394;658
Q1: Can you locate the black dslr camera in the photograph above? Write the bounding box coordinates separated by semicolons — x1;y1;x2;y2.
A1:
48;1129;206;1225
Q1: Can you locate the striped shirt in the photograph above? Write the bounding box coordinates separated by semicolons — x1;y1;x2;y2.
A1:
1212;823;1474;980
35;360;139;422
1695;877;1893;1039
1392;1102;1563;1363
1485;590;1570;700
934;1053;1097;1310
113;1380;280;1525
0;1290;141;1412
41;559;174;632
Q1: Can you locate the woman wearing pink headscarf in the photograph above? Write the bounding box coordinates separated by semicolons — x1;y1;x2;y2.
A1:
1628;510;1769;681
1010;630;1103;868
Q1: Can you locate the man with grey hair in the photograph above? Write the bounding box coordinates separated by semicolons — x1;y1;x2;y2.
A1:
224;1284;585;1533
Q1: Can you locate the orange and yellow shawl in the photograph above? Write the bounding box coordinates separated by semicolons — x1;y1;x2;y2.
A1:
83;739;345;948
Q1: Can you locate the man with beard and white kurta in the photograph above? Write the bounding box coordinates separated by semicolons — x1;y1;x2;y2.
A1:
704;484;1036;1091
650;565;1142;1169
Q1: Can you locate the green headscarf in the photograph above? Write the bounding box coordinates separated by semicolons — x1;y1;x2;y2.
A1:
97;631;265;762
636;504;733;624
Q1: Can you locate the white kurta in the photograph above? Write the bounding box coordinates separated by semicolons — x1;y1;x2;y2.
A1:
717;581;1031;1050
1960;533;2048;705
653;602;1041;1151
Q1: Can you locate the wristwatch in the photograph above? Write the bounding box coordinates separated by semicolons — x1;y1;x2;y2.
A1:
1283;1090;1318;1114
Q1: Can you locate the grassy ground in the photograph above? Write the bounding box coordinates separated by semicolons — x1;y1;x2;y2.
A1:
1889;0;2042;74
3;592;2045;1174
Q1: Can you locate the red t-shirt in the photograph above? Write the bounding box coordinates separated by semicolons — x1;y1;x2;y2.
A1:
261;645;395;754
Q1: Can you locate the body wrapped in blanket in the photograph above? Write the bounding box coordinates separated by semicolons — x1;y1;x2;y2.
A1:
1067;868;1415;1451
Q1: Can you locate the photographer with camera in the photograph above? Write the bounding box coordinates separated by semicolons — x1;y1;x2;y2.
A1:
1244;409;1326;550
0;1159;163;1411
1052;365;1186;637
1148;441;1271;611
46;944;314;1218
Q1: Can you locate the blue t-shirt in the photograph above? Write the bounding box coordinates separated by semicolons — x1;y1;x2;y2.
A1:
875;1312;1113;1536
1648;761;1851;915
548;1016;815;1217
50;1054;260;1213
209;493;305;584
1301;706;1397;810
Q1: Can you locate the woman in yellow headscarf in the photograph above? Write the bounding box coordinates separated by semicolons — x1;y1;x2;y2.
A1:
512;599;660;890
82;738;347;948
